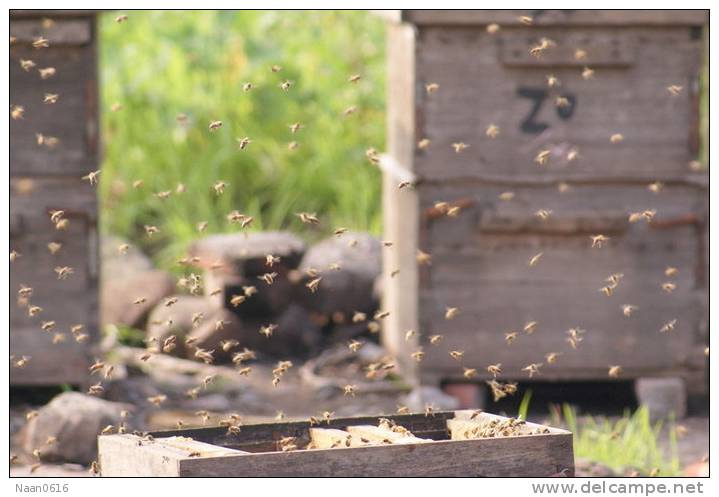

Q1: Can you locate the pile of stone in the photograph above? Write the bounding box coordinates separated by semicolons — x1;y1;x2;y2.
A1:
101;231;382;362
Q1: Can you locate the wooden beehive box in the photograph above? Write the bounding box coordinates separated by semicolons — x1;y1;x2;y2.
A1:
99;410;574;476
10;11;99;385
380;11;708;395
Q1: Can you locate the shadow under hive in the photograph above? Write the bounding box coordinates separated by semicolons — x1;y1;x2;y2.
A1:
380;11;708;403
10;11;99;386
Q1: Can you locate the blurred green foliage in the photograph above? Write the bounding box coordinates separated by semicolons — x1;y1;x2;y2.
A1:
99;11;385;268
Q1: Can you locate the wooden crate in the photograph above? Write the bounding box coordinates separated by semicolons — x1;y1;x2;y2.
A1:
99;410;574;476
380;11;708;394
10;11;99;385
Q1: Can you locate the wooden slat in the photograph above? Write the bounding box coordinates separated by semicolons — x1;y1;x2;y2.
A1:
400;10;708;27
99;435;182;477
345;425;430;445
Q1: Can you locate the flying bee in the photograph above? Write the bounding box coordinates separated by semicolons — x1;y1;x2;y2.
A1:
523;321;538;334
606;273;624;287
306;277;322;293
546;74;560;87
260;323;278;338
88;359;105;375
608;365;622;378
535;149;550;165
297;212;319;224
528;252;543;267
628;212;644;223
367;321;381;333
425;83;440;94
26;410;39;421
28;305;43;317
208;120;223;131
449;350;464;360
43;93;59;104
237;366;252;376
582;67;595;80
417;138;431;150
39;67;56;79
411;350;425;362
32;36;50;49
505;331;519;344
40;321;55;332
162;335;177;353
665;266;678;277
348;340;363;352
661;282;677;293
545;352;561;364
348;74;361;83
667;85;683;96
258;272;278;285
10;105;24;120
555;96;570;108
36;133;60;147
647;182;663;194
20;59;37;71
242;82;254;92
486;23;500;34
14;356;31;368
104;365;114;379
343;384;356;397
45;436;57;446
463;367;478;379
115;14;128;22
87;382;104;396
498;191;515;201
144;225;159;237
610;133;624;144
487;363;502;377
575;49;588;60
600;286;614;297
417;250;432;266
155;190;172;200
405;329;416;341
101;425;115;435
390;269;401;277
230;294;246;307
147;394;167;407
424;404;435;417
660;319;677;333
522;363;542;378
288;122;303;134
622;304;638;317
220;339;239;353
590;234;609;248
54;266;74;280
519;15;533;25
213;180;228;195
366;148;380;164
535;209;552;221
194;348;214;364
429;334;443;345
164;296;179;307
343;105;358;116
445;307;459;320
374;310;390;320
451;142;469;153
485;124;500;138
280;80;292;91
52;333;66;344
566;328;585;349
132;179;144;189
81;170;101;185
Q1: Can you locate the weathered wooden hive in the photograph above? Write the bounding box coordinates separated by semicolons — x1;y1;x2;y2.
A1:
99;410;574;476
380;10;708;406
10;11;99;385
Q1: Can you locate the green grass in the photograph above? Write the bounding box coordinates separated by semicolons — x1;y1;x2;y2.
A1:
99;11;385;269
558;404;681;476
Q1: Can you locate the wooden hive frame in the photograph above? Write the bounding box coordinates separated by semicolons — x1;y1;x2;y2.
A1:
99;410;574;477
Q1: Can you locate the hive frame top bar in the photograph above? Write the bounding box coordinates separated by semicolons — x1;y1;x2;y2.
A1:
377;10;708;27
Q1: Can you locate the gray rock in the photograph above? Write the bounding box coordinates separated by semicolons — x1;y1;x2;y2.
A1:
101;270;175;329
19;392;134;464
101;235;153;277
297;232;381;316
635;377;687;420
146;295;217;357
191;232;306;317
401;386;460;412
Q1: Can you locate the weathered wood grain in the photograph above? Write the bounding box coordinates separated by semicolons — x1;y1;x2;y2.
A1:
99;411;574;477
399;10;708;27
309;428;356;448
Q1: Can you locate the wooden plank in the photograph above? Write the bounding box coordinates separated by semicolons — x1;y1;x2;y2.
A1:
151;436;248;457
381;22;421;378
99;435;182;477
345;425;430;444
401;10;708;27
177;434;573;477
10;18;92;45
